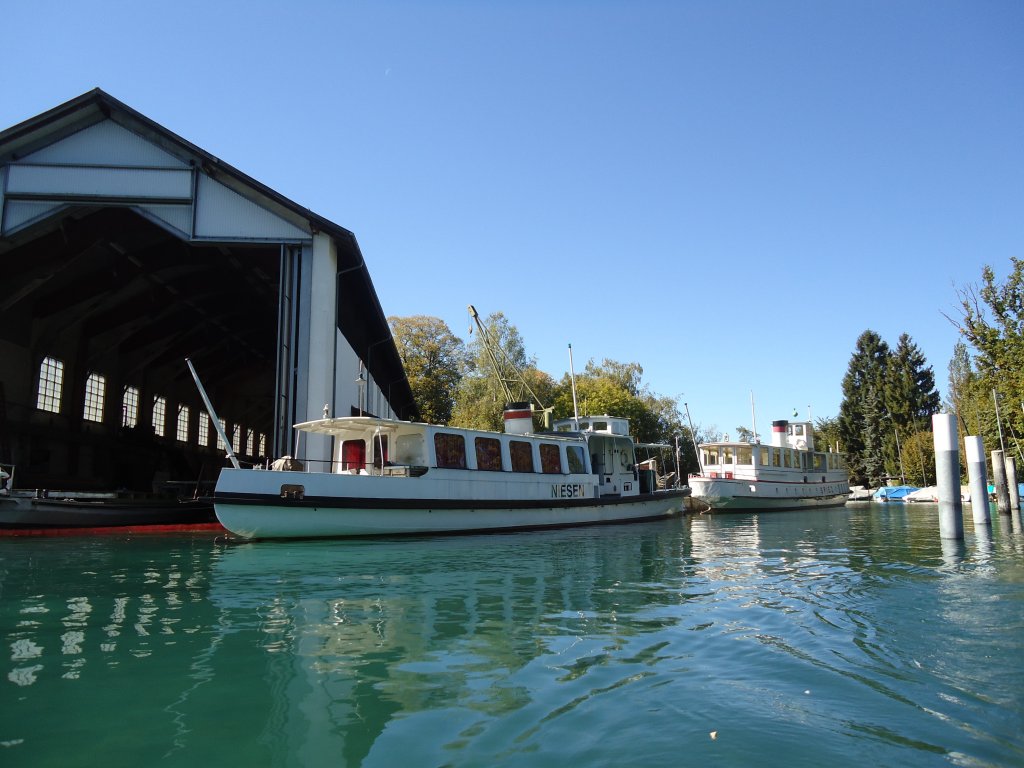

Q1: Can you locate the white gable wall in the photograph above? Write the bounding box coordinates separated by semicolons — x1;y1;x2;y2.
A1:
1;114;386;466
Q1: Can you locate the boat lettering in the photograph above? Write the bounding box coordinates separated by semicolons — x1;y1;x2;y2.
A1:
552;483;587;498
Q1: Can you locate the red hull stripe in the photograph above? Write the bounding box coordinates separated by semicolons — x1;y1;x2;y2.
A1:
0;522;225;537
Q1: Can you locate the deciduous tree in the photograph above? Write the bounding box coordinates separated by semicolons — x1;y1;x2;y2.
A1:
388;315;465;424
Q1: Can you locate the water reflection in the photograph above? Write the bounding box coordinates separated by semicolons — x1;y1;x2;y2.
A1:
1;509;1022;767
202;523;695;764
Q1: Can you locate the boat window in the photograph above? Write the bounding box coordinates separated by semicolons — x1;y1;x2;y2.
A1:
566;445;586;473
723;447;734;464
759;447;769;466
617;439;634;471
36;356;64;414
372;435;390;468
83;372;105;423
579;421;590;430
177;406;190;442
704;448;719;465
540;444;562;474
737;447;752;465
593;421;608;432
793;424;805;436
434;433;467;469
510;440;534;473
395;433;425;465
475;437;502;471
342;439;366;471
771;448;781;467
783;450;792;468
812;453;825;470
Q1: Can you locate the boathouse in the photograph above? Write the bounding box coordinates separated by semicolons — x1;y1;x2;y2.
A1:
0;89;416;494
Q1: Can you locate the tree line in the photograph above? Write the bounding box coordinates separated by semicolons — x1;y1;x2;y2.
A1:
388;258;1024;489
827;258;1024;488
387;311;705;473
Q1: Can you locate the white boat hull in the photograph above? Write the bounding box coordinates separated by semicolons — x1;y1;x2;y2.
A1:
214;468;688;539
688;477;849;511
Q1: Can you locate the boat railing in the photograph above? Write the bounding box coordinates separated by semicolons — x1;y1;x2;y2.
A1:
267;456;428;477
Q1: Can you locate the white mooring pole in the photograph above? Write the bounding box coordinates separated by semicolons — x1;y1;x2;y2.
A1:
933;414;963;540
964;436;991;528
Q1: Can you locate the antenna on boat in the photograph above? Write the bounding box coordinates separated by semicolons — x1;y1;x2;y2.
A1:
750;390;758;443
568;343;580;423
684;402;702;475
186;358;241;469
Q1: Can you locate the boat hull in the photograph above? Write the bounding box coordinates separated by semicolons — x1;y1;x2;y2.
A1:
688;477;849;511
213;468;689;539
0;495;216;529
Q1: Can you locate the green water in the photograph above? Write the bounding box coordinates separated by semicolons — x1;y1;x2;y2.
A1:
1;505;1022;767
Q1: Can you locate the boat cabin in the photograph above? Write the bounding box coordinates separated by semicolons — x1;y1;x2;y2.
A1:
286;410;644;497
698;419;845;482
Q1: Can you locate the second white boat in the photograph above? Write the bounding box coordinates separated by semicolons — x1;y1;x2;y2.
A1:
688;419;849;511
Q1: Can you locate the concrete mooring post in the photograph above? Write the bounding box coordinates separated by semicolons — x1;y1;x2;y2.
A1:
933;414;964;540
992;450;1012;516
964;436;991;528
1007;456;1020;513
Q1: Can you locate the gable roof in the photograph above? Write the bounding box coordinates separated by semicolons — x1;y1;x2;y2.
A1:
0;88;416;419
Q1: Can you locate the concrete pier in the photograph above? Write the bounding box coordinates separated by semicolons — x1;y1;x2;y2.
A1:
933;414;964;540
964;436;991;528
992;450;1012;516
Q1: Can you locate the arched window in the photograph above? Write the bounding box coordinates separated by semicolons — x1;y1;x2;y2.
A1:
36;357;64;413
83;373;105;422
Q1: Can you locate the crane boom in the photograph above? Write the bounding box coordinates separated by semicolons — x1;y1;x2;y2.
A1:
468;305;552;428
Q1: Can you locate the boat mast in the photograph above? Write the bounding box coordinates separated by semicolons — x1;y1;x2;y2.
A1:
893;427;906;484
684;402;702;475
750;390;758;443
994;388;1006;454
569;343;580;423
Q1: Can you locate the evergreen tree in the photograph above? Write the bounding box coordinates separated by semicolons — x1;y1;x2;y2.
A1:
862;384;887;486
884;333;941;478
838;330;890;485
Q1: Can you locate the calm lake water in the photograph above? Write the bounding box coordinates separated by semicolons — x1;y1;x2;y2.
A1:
2;504;1022;768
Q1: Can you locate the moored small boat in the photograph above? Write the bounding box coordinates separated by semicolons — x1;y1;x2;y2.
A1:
212;405;690;539
687;419;849;511
0;464;217;532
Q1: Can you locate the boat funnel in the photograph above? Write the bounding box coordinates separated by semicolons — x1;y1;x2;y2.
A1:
503;402;533;434
771;420;788;448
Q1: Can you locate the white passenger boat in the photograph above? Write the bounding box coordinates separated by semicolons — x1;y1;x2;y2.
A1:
212;405;690;539
687;419;849;511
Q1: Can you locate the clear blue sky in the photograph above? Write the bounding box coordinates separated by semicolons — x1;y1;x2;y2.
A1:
4;1;1022;436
